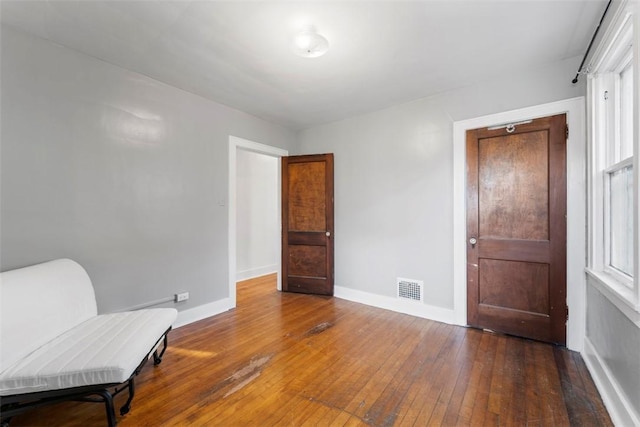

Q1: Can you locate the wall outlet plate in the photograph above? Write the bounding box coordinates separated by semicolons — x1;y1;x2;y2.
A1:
175;292;189;302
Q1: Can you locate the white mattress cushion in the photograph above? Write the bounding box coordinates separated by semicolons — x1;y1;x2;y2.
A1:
1;259;98;371
0;308;177;396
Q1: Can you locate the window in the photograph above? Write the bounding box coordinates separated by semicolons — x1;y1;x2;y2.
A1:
607;159;633;279
605;56;634;283
587;1;638;310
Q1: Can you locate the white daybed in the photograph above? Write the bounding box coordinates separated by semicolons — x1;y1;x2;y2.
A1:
0;259;177;426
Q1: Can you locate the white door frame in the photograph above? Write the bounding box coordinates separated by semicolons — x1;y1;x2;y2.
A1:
228;136;288;307
452;97;586;352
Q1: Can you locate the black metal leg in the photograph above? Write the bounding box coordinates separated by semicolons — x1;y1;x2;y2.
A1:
153;334;169;365
95;390;117;427
119;378;135;416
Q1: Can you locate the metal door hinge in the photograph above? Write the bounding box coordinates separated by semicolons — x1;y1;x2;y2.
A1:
565;125;569;139
566;306;569;321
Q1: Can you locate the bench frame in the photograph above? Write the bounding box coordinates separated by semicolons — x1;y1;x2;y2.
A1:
1;327;171;427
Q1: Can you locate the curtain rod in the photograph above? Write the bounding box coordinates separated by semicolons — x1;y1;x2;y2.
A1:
572;0;613;84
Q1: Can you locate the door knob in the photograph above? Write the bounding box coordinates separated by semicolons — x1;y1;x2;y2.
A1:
469;237;477;247
326;231;331;237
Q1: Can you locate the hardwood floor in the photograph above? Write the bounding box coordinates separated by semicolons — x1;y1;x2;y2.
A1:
9;274;612;426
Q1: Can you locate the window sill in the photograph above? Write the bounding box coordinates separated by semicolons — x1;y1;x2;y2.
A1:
586;268;640;327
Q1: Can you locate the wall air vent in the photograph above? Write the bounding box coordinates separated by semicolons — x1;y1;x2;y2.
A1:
397;278;423;302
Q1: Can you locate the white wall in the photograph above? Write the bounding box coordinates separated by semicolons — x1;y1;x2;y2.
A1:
584;281;640;424
236;149;279;280
297;56;586;317
0;26;296;314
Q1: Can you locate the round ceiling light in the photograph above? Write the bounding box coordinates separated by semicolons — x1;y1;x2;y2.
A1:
292;26;329;58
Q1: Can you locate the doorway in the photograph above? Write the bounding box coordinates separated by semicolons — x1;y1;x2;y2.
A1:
236;150;279;282
452;98;586;351
228;136;288;308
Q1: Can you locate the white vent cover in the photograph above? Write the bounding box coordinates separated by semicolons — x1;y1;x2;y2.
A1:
397;277;423;302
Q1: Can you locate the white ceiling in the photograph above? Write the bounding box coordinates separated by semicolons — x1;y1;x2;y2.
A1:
1;0;607;130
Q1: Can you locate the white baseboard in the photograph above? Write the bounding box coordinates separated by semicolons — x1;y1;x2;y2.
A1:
173;297;234;329
236;264;278;281
174;285;455;330
334;286;456;324
583;337;640;427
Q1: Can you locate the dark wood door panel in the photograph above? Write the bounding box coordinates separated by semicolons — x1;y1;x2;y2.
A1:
286;276;330;294
288;245;327;277
282;154;334;296
467;114;567;345
287;231;327;245
287;161;327;232
478;131;550;240
478;259;550;315
475;305;553;343
478;240;550;263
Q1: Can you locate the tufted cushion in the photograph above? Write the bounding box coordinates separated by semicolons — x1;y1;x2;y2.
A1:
0;308;177;395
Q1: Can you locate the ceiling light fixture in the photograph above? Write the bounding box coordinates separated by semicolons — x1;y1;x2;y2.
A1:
292;26;329;58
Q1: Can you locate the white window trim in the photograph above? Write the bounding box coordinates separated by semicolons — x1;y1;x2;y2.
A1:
586;0;639;319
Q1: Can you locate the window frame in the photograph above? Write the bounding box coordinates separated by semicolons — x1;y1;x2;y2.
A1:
586;0;639;316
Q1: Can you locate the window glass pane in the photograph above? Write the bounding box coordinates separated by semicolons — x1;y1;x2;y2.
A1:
619;63;633;161
609;164;634;278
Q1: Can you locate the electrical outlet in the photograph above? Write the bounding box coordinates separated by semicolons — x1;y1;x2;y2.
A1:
175;292;189;302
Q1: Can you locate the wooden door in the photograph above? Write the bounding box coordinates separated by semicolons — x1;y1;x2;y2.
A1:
282;154;334;295
466;114;567;345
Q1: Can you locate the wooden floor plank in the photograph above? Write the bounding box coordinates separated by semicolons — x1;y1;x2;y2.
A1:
392;321;451;426
9;274;612;427
503;337;527;426
425;328;479;426
524;342;542;424
441;329;483;425
360;320;435;426
570;350;615;426
412;326;469;425
467;332;498;425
